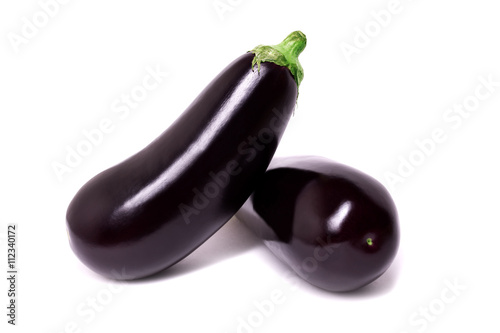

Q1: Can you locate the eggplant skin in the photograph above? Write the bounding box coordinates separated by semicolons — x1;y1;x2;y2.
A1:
236;156;400;292
66;52;297;280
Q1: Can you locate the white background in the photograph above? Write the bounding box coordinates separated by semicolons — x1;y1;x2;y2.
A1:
1;0;499;332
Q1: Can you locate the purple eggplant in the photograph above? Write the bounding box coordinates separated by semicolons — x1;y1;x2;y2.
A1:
236;156;399;292
66;31;306;280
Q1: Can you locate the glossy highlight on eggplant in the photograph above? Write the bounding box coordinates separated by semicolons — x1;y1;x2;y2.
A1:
66;31;306;280
236;156;399;292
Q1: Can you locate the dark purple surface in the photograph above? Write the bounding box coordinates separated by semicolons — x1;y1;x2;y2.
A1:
66;53;297;280
236;156;399;292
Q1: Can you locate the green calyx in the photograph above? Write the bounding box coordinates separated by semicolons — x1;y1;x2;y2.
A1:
250;31;307;90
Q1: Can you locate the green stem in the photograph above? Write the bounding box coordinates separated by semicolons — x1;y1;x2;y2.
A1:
249;31;307;90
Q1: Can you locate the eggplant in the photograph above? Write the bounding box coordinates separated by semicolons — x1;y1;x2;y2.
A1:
66;31;306;280
235;156;399;292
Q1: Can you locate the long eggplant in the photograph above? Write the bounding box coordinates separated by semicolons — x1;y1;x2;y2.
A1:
66;31;306;280
235;156;399;292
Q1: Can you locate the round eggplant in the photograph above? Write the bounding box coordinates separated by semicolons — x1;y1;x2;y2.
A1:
66;31;306;280
236;156;399;292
